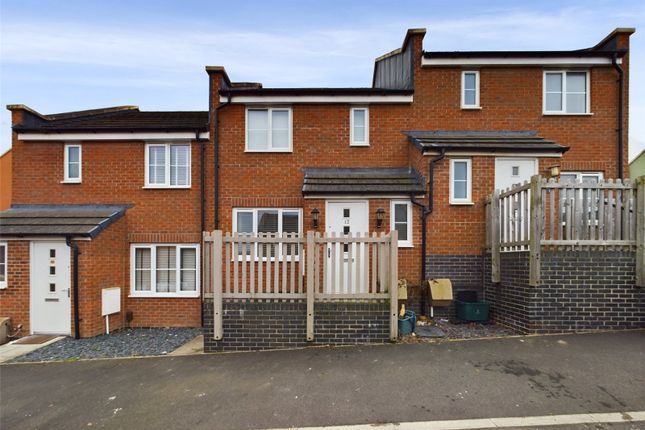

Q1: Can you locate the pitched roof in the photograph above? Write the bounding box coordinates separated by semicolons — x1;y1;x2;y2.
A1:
302;167;425;195
0;205;129;238
9;105;208;133
404;131;568;154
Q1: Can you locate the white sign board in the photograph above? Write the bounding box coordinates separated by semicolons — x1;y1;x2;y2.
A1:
101;287;121;316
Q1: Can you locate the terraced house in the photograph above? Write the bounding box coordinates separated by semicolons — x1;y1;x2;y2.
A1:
0;27;640;347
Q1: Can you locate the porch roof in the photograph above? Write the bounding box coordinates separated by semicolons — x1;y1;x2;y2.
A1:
403;131;569;154
0;205;130;238
301;167;425;195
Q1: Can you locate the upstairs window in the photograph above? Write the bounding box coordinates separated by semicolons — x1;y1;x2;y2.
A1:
350;107;369;146
246;108;292;152
63;144;82;183
391;201;412;247
0;242;6;289
544;71;589;114
450;159;472;205
145;143;191;188
461;71;480;109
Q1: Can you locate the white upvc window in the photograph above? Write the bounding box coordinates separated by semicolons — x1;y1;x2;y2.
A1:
63;144;82;183
450;158;473;205
543;70;590;114
559;171;603;183
246;107;292;152
461;71;480;109
144;143;191;188
350;107;369;146
390;201;413;247
0;242;7;289
233;208;302;260
130;244;199;297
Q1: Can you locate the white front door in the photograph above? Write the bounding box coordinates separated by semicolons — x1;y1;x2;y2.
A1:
30;241;71;335
326;201;369;294
495;158;538;191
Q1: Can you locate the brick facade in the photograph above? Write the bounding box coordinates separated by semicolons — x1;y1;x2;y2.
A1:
0;241;30;334
483;250;645;333
203;299;389;352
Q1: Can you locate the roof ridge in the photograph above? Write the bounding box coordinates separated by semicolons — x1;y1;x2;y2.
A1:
45;105;139;121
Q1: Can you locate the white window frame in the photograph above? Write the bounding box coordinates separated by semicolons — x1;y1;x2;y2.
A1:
63;144;82;183
559;171;604;182
245;107;293;152
350;107;370;146
461;71;480;109
390;201;413;248
449;158;473;205
129;244;200;298
144;142;191;188
0;242;7;289
543;70;591;115
232;208;303;261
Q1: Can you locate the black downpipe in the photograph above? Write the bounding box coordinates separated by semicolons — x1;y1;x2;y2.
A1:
213;93;231;229
417;149;446;316
66;236;80;339
612;53;625;179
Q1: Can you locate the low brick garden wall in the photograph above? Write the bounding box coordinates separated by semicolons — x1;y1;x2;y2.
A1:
203;299;390;352
484;250;645;333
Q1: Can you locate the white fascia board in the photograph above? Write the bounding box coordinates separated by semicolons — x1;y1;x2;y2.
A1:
220;95;413;104
422;57;619;67
18;132;209;141
422;151;564;158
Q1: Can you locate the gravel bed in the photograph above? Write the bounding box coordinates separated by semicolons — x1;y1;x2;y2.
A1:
10;328;201;363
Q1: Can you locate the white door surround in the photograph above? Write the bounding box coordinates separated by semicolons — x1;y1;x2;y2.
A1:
30;241;72;335
325;201;369;294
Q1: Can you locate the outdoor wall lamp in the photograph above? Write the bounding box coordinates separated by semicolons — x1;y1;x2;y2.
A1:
310;208;320;229
549;165;561;177
376;208;385;228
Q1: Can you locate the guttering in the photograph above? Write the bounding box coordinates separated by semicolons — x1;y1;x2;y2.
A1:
17;131;209;141
612;53;625;178
219;95;413;104
421;56;620;67
65;236;81;339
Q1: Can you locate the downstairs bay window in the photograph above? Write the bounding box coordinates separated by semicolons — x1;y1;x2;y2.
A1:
131;244;199;297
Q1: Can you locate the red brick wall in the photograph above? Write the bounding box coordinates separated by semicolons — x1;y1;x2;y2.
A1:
0;241;30;336
0;149;11;210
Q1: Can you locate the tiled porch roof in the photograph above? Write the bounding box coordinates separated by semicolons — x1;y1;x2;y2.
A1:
0;205;130;238
302;167;425;195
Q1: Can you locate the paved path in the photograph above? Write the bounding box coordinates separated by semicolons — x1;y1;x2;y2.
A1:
1;331;644;430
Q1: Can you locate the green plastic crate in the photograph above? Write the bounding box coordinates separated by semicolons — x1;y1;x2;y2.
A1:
455;300;490;322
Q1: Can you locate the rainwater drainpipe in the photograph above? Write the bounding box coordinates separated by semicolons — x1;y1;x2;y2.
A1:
612;53;625;179
412;148;446;316
66;236;80;340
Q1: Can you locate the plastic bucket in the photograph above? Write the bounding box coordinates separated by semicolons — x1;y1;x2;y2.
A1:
398;310;417;335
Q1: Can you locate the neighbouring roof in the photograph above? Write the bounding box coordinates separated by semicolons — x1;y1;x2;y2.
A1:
8;105;208;133
404;131;569;154
0;205;130;238
221;87;414;97
302;167;425;195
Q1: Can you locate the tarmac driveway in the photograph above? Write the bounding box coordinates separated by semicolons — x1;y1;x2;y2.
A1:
1;331;644;430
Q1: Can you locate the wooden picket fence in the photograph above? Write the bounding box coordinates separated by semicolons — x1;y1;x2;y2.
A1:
203;230;399;341
486;175;645;287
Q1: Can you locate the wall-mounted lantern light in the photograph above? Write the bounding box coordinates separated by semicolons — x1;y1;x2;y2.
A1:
549;165;561;178
376;208;385;228
310;208;320;229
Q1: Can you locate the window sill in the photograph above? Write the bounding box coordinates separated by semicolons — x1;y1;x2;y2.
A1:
61;180;81;184
397;243;414;249
350;143;370;147
0;284;7;290
449;201;475;206
142;186;191;190
129;292;200;299
543;112;594;116
461;106;482;110
244;149;293;153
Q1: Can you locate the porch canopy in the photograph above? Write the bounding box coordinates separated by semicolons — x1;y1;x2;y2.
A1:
0;204;129;238
302;167;425;196
404;130;569;155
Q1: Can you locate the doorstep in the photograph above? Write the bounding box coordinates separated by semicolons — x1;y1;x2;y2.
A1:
169;335;204;356
0;336;64;364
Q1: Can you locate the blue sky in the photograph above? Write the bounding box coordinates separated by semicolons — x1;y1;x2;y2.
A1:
1;0;644;160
